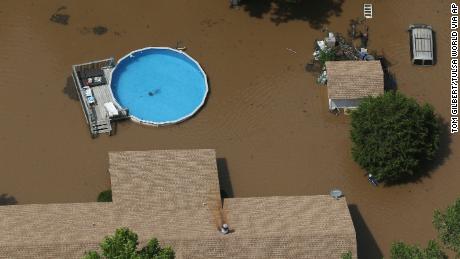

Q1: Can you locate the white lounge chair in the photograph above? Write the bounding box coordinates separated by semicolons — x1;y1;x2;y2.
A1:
104;102;119;117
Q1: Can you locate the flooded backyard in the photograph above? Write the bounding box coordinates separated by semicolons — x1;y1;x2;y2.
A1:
0;0;458;257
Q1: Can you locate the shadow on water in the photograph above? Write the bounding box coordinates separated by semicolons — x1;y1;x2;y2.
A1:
238;0;344;28
348;204;383;258
378;56;398;91
63;76;79;101
0;194;17;205
93;26;109;35
217;158;234;201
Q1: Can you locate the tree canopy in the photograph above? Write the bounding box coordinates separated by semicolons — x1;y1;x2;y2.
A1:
350;92;440;183
390;240;447;259
84;228;174;259
433;198;460;257
340;251;352;259
97;190;112;202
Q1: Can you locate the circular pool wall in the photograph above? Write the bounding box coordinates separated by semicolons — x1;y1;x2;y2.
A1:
110;47;208;126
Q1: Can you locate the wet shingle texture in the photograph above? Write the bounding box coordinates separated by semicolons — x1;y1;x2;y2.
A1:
0;149;356;258
327;61;384;99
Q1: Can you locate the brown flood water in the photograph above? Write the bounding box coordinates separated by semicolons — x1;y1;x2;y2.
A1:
0;0;458;257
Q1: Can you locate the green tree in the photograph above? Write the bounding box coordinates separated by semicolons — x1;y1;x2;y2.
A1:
83;228;174;259
350;92;440;183
391;241;423;259
390;240;446;259
433;198;460;256
424;240;449;259
318;48;336;67
97;190;112;202
341;251;352;259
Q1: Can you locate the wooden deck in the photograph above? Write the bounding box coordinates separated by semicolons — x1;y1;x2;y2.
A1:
90;83;112;135
92;71;114;126
72;58;129;137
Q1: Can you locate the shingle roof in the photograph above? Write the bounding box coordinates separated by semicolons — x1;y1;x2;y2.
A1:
224;196;357;258
326;61;384;99
0;149;357;258
109;150;222;212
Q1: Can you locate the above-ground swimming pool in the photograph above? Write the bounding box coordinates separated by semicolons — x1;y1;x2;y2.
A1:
110;47;208;125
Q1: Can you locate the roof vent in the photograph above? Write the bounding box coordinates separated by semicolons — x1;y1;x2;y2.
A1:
220;224;229;234
330;189;343;200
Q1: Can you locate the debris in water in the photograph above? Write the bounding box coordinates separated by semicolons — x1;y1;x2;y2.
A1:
50;6;69;25
56;6;67;12
286;48;297;54
93;26;108;35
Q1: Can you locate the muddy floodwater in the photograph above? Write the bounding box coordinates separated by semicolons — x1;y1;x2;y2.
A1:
0;0;458;257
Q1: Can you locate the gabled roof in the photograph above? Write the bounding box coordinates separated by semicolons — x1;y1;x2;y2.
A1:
0;149;357;258
326;61;384;99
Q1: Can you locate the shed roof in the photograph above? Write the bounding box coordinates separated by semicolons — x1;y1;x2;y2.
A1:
326;61;384;99
0;149;356;259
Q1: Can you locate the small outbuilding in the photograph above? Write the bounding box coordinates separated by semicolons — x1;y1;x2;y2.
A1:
326;61;384;110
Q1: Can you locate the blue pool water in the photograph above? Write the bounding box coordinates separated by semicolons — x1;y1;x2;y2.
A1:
110;48;208;125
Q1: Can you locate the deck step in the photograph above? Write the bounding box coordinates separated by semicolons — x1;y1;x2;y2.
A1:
364;4;373;18
92;120;111;133
93;124;110;129
93;125;109;129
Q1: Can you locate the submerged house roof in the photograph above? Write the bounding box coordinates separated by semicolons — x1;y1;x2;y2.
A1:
326;61;384;99
0;149;357;258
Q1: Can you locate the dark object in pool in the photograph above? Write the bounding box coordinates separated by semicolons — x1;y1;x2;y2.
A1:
50;13;69;25
148;89;161;96
93;26;108;35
